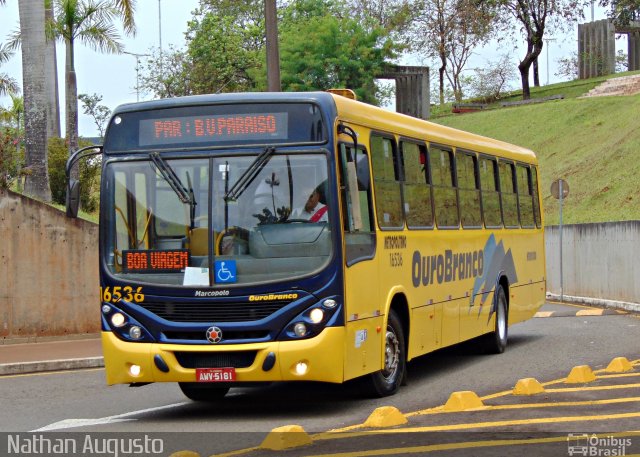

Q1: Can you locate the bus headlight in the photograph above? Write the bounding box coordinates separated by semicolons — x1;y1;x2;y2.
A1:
294;323;308;337
111;313;126;328
101;303;154;343
280;298;342;340
309;308;324;324
129;326;143;340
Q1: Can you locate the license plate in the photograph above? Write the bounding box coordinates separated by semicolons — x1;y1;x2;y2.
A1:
196;367;236;382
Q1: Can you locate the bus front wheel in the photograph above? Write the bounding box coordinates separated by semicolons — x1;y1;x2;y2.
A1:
178;383;230;402
365;309;406;397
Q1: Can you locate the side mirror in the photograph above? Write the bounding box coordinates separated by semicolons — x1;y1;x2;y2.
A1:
66;179;80;218
64;145;104;219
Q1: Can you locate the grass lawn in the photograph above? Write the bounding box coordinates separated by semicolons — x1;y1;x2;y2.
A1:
432;73;640;225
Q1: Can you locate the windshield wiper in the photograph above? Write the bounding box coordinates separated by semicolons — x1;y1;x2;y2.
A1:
224;146;276;202
149;152;197;226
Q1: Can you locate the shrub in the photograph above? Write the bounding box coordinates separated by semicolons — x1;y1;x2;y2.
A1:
48;137;101;212
0;129;19;189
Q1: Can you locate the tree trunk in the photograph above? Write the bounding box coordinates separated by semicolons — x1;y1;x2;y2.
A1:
533;57;540;87
19;0;51;201
66;42;79;181
45;4;61;138
519;64;531;100
438;51;446;106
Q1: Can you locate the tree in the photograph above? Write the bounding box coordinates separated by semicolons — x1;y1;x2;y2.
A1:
45;3;61;138
78;93;111;138
444;0;495;101
604;0;640;26
0;43;20;97
0;94;25;190
49;0;134;180
19;0;51;201
184;0;264;94
498;0;584;99
275;1;398;104
467;54;517;101
409;0;494;105
138;45;194;98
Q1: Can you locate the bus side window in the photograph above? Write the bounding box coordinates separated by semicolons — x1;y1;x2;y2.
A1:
401;141;433;228
479;156;503;228
517;164;535;228
531;165;542;227
456;151;482;228
499;161;520;228
370;134;403;229
340;144;375;265
430;146;459;228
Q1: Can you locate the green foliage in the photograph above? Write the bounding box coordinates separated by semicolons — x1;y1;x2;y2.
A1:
186;12;262;94
139;45;194;98
78;93;111;138
0;129;19;189
275;5;398;104
607;0;640;26
157;0;400;101
48;137;101;212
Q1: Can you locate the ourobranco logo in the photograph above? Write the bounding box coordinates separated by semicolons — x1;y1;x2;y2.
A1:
206;326;223;344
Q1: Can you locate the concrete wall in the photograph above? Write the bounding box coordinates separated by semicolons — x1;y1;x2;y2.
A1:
0;189;100;338
545;221;640;305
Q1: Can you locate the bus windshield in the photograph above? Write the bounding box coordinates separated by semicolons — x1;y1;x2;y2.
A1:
103;152;332;287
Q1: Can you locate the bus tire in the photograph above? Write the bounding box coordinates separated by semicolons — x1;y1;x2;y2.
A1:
178;383;230;402
365;309;406;397
483;285;508;354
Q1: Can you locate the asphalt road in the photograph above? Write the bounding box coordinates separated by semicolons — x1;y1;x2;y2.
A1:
1;302;639;456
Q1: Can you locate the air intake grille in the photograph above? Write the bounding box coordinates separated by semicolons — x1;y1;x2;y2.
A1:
138;301;289;322
174;351;257;369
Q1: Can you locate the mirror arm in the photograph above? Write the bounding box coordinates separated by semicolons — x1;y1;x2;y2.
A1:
66;145;103;180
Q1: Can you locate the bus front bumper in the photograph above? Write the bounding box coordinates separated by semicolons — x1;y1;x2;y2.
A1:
101;328;345;385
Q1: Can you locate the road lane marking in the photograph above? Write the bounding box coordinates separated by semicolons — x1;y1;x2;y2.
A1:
598;373;640;379
303;431;640;457
408;396;640;416
32;402;189;432
534;311;555;318
576;309;606;316
313;412;640;439
545;383;640;393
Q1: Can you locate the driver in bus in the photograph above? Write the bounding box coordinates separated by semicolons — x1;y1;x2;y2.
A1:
291;184;328;222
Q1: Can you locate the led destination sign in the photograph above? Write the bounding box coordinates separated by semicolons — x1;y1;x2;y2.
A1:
139;112;288;146
123;249;190;273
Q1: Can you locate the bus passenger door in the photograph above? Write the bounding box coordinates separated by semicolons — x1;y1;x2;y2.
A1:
338;140;381;381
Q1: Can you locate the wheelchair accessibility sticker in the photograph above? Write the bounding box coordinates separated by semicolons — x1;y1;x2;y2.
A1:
214;260;237;284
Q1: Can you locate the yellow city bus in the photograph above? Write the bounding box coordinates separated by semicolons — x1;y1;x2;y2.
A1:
66;91;545;400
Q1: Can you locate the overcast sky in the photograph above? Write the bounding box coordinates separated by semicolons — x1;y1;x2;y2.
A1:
1;1;617;137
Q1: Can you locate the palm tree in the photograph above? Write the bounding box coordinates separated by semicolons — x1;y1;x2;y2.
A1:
19;0;52;201
45;2;61;138
49;0;135;179
0;44;20;97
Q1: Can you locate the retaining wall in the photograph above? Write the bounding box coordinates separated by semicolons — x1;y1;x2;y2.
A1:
0;189;99;338
545;221;640;305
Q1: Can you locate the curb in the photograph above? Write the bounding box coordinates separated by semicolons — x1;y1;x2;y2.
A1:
546;293;640;314
0;357;104;376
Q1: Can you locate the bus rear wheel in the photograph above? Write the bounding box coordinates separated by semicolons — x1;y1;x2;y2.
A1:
178;383;230;402
483;285;508;354
365;309;406;397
